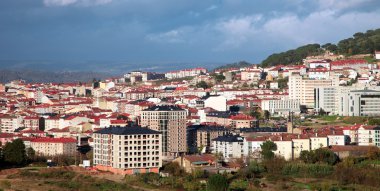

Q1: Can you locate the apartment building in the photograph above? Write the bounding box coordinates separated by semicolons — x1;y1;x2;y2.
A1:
212;135;244;161
93;126;162;175
140;105;187;157
357;125;380;146
196;126;230;153
229;114;258;128
289;72;339;108
0;115;22;133
30;137;77;156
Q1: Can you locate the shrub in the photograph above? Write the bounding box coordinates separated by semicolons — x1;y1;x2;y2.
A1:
0;180;11;189
229;179;248;191
207;174;228;191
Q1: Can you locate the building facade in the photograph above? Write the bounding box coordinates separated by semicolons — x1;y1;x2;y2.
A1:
140;105;187;157
30;137;77;156
93;126;162;175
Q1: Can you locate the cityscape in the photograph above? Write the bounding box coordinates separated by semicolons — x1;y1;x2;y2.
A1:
1;1;380;191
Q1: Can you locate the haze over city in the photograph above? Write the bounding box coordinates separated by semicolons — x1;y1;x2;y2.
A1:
1;0;380;73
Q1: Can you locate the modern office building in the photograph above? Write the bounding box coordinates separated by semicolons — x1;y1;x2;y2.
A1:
261;99;300;116
140;105;187;157
339;89;380;116
93;125;162;175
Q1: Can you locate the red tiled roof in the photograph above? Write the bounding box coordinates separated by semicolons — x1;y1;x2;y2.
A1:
31;137;76;143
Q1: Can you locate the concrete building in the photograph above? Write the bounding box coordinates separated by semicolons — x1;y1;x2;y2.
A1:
93;126;162;175
140;105;187;157
30;137;77;156
261;99;300;116
289;72;339;108
339;89;380;116
196;126;230;153
212;135;244;161
357;125;380;146
204;95;227;111
0;115;22;133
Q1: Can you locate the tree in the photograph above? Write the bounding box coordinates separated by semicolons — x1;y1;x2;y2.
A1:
264;110;270;120
249;107;262;119
207;174;228;191
213;74;225;83
26;147;36;161
3;139;27;166
299;150;316;163
196;81;209;89
260;141;277;160
229;179;248;191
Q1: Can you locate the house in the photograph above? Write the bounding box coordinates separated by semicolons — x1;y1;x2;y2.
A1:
173;154;216;173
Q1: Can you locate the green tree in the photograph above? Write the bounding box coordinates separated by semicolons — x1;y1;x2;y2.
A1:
207;174;228;191
248;107;262;119
196;81;209;89
260;141;277;160
213;74;225;83
3;139;27;166
26;147;36;161
229;179;248;191
264;110;270;120
277;77;289;89
299;150;316;163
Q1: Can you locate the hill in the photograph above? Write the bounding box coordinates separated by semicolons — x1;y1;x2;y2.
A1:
213;61;253;71
261;28;380;67
0;69;111;83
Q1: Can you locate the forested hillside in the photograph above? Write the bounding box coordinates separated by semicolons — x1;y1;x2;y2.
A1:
261;28;380;67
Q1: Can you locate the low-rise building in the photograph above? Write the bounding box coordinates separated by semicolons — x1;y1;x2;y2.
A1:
30;137;77;156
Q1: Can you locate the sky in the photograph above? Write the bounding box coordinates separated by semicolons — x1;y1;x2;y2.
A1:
0;0;380;73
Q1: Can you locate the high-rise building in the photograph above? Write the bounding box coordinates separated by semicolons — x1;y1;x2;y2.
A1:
93;125;162;175
140;105;187;157
288;72;339;108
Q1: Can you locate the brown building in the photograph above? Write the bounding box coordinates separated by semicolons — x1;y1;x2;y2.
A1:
141;105;187;158
196;126;230;153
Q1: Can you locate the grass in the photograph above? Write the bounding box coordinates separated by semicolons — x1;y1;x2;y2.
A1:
5;168;137;191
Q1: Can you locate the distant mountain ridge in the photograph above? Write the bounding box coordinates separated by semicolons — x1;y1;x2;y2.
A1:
0;69;111;83
261;28;380;67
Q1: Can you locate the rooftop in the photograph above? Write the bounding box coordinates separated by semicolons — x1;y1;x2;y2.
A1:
144;105;185;111
94;125;160;135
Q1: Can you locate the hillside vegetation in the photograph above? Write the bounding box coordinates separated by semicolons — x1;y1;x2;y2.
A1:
261;28;380;67
213;61;253;71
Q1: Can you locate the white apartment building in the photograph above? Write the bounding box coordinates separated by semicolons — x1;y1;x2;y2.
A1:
243;138;263;159
339;89;380;116
240;70;261;81
261;99;300;116
0;115;22;133
357;125;380;146
292;137;310;158
289;72;339;108
93;126;162;175
204;95;227;111
310;135;329;150
212;135;244;161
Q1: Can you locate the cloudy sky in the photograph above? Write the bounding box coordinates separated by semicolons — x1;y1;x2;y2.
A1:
0;0;379;72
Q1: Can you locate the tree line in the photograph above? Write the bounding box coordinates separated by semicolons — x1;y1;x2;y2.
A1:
261;28;380;67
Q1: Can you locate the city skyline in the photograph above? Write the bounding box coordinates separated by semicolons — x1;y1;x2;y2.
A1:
1;0;380;72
